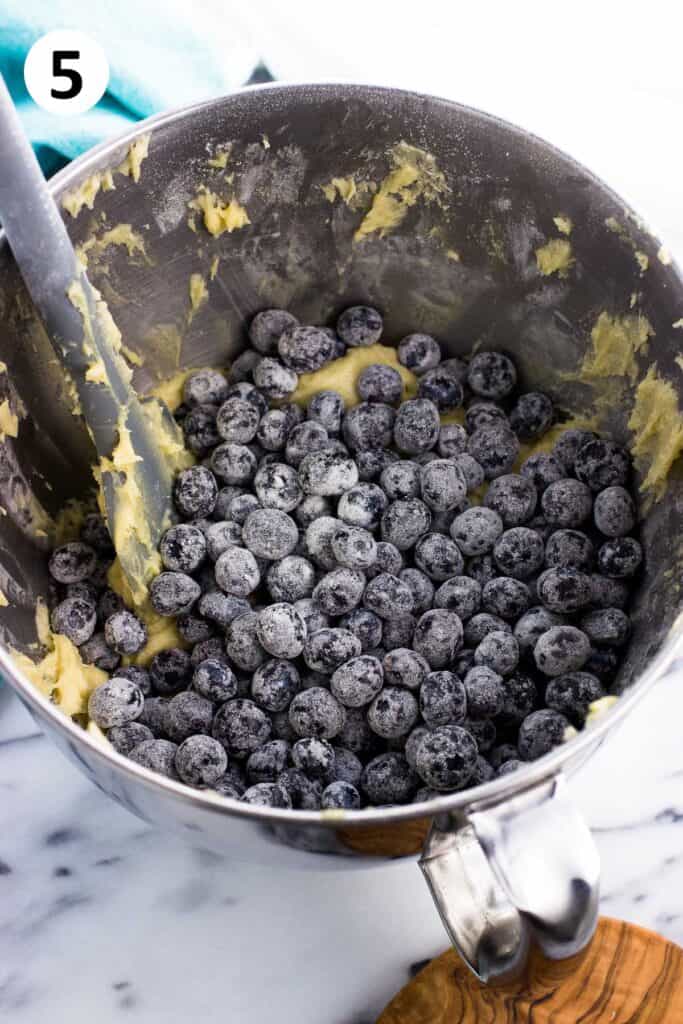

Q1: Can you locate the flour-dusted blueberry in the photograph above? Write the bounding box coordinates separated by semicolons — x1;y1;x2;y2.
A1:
251;461;301;513
336;305;383;347
597;537;643;578
249;309;299;354
252;357;298;399
482;577;531;621
580;608;631;647
48;542;97;584
242;782;292;807
330;655;384;708
184;368;230;407
293;599;330;637
338;482;388;530
307;390;345;435
545;672;605;724
393;399;440;454
450;507;502;558
545;529;594;571
114;665;151;698
363;572;414;619
197;592;249;629
159;523;207;573
277;768;322;809
225;612;268;671
518;708;570;760
466;425;519;480
453;648;476;677
79;512;113;553
299;449;359;496
213;547;260;598
421;459;467;512
137;696;169;736
164;690;214;743
303;515;341;569
243;508;299;560
277;324;335;373
50;597;97;647
321;780;361;810
418;368;464;411
190;638;225;667
537;566;592;613
215;397;260;444
431;577;480;621
191;657;237;703
225;382;269;417
173;465;218;518
465;554;497;586
211;698;272;759
246;739;292;783
367;687;419;739
381;649;428;692
497;672;538;727
182;404;221;456
288;687;345;739
397;333;441;375
355;448;399;481
303;627;362;674
463;612;512;648
255;603;307;659
464;717;497;752
520;452;565;492
464;401;508;433
534;625;591;676
295;495;332;530
213;485;246;520
379;461;421;501
291;737;335;778
361;752;417;804
415;725;477;791
452;453;486;493
467;351;517;399
342;402;395;452
381;614;416;650
584;646;620;681
437;423;467;458
464;665;504;718
284;422;330;468
420;671;467;727
414;533;464;582
313;568;365;616
366;543;404;582
264;556;314;603
399;569;434;615
593;486;636;538
331;524;377;570
381;498;432;550
108;722;154;757
509;392;553;439
129;739;179;778
358;364;404;404
213;762;247;797
339;608;383;651
492;527;545;580
66;581;100;614
175;735;228;786
574;439;630;492
589;575;630;610
104;610;147;656
413;609;463;669
552;429;598;471
79;633;120;672
210;442;257;487
250;658;300;712
484;474;537;526
331;747;363;787
204;520;242;561
89;677;144;729
473;630;519;676
513;606;565;653
149;572;201;616
257;409;291;451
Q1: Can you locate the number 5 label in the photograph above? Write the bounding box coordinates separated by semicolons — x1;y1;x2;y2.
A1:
24;30;109;115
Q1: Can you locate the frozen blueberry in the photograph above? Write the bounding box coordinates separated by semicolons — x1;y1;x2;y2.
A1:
253;357;298;399
467;351;516;399
584;647;620;681
163;691;214;743
256;603;307;658
368;686;419;739
381;498;431;550
288;687;345;739
399;569;434;615
108;722;154;757
464;717;497;753
432;577;480;621
336;306;383;347
291;737;335;778
355;448;399;481
213;485;246;520
89;677;144;729
330;655;384;708
285;422;330;468
513;606;565;653
112;666;150;699
414;534;464;582
210;443;257;486
190;638;225;667
184;368;230;407
129;739;179;778
321;780;361;810
381;649;428;692
50;597;96;646
190;658;236;703
196;592;247;630
342;401;395;452
497;672;538;727
466;425;519;480
103;609;147;656
381;614;416;650
79;632;120;672
174;734;227;786
492;527;545;580
437;423;467;458
332;747;363;786
174;465;218;518
362;572;413;620
277;324;335;373
182;405;220;456
367;546;404;585
415;725;477;791
418;368;464;410
304;516;342;569
518;708;570;760
452;453;486;492
295;495;332;530
379;461;421;502
214;397;259;445
213;763;247;797
420;460;467;513
482;577;531;621
308;390;345;435
465;554;497;587
542;478;593;530
419;671;466;727
509;392;553;439
397;333;441;375
358;364;403;404
257;409;291;451
449;507;501;558
263;556;314;604
537;567;592;613
303;628;362;674
249;309;299;354
545;529;594;571
552;428;597;471
204;521;242;561
589;575;630;610
293;599;330;637
361;752;417;804
211;699;272;759
149;572;200;616
464;665;504;718
242;782;292;807
484;474;537;526
65;580;98;611
473;630;519;677
246;739;292;783
330;524;377;570
593;486;636;538
79;512;113;553
225;612;267;671
534;625;591;676
545;672;605;724
337;608;382;652
299;449;359;496
212;547;259;598
393;399;440;454
597;537;643;578
252;462;301;512
276;768;322;809
464;612;512;647
413;609;463;669
465;400;508;433
159;523;207;573
453;648;476;677
225;382;269;417
137;696;170;736
574;439;630;492
520;452;565;492
243;508;298;560
249;658;300;712
580;608;631;647
313;568;365;616
48;542;97;584
338;483;388;531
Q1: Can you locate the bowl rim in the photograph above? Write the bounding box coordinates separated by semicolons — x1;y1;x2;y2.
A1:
2;80;682;830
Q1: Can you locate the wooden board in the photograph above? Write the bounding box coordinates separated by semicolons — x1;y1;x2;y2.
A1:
377;917;683;1023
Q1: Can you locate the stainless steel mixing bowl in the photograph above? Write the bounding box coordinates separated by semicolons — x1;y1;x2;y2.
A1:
1;84;682;981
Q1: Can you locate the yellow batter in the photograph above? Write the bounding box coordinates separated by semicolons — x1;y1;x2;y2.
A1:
353;142;447;243
535;239;574;277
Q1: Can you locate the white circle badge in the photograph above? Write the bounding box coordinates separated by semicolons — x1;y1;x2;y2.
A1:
24;30;110;116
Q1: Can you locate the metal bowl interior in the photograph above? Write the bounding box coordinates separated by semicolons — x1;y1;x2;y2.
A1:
0;83;681;857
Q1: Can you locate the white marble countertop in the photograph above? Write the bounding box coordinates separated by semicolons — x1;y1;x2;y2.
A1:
1;666;681;1023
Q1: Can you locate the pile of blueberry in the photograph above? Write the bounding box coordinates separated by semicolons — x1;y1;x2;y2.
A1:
45;305;642;812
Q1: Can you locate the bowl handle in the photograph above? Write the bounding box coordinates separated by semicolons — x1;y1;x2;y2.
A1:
419;772;600;982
